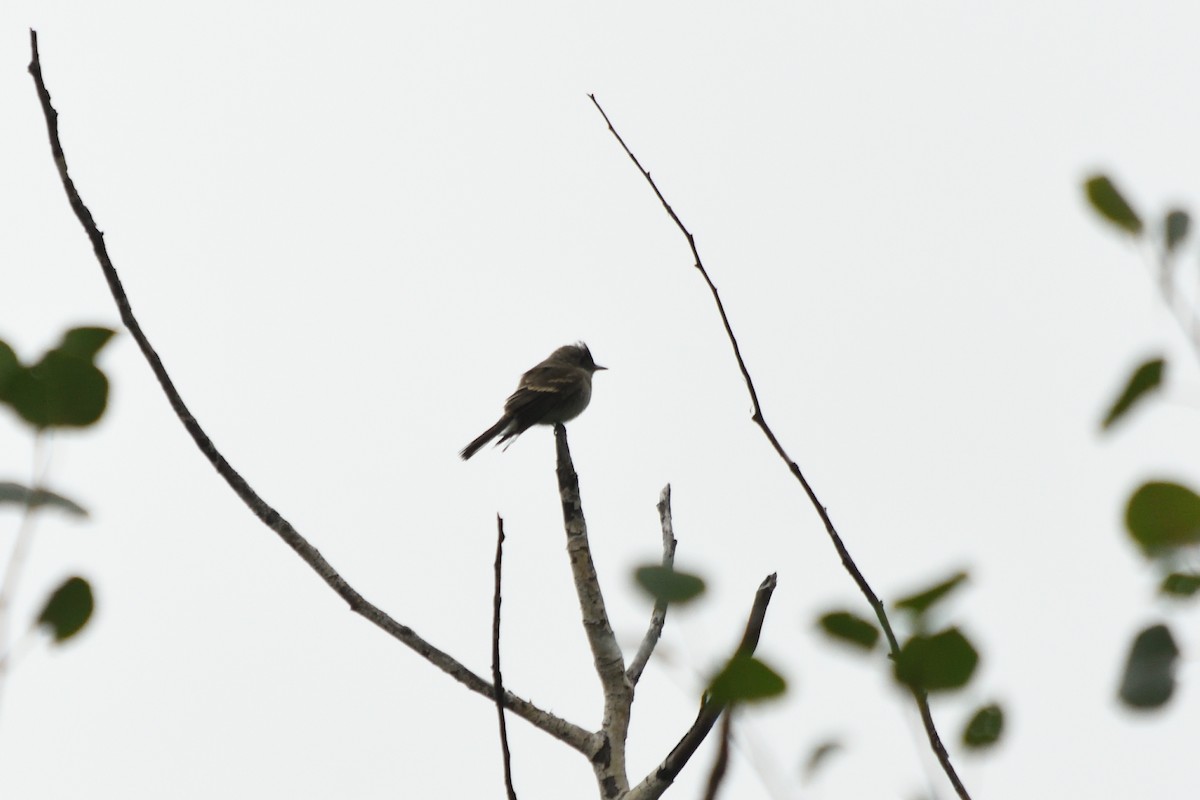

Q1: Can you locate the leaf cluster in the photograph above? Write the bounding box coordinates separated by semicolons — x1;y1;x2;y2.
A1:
0;328;114;429
817;570;1003;753
1086;173;1200;711
0;327;114;676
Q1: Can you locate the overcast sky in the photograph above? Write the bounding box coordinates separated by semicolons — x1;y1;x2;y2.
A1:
3;2;1200;798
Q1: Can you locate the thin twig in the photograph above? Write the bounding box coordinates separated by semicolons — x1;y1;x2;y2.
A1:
626;573;776;800
554;423;631;797
0;434;49;719
492;516;518;800
701;712;734;800
627;484;677;685
26;29;595;757
589;94;972;800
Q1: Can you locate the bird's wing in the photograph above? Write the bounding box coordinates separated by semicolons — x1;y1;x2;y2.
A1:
502;366;585;429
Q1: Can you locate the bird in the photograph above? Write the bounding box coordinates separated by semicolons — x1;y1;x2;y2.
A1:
460;342;606;460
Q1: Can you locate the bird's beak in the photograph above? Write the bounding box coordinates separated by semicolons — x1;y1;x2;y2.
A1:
594;364;608;371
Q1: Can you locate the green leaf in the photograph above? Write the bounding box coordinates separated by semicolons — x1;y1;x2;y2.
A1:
1125;481;1200;556
1165;209;1190;253
37;576;95;643
894;571;969;617
894;628;979;692
0;340;18;398
1118;623;1178;710
634;565;705;604
1160;572;1200;598
1101;357;1164;430
962;703;1004;749
1084;174;1143;235
817;610;879;650
5;355;107;429
3;328;115;429
0;482;88;516
706;655;786;704
57;327;115;360
802;739;843;782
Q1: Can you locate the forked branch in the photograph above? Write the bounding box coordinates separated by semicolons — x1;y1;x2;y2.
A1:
26;30;785;798
554;430;778;800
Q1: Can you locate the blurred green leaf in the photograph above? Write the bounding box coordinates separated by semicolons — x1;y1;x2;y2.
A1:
894;571;968;617
6;355;107;429
1101;357;1164;430
634;565;705;604
962;703;1004;749
1165;209;1190;253
3;327;115;429
37;576;95;644
894;628;978;692
817;610;879;651
57;328;115;360
1125;481;1200;556
1084;174;1143;235
1118;623;1178;710
1160;572;1200;598
0;340;18;398
802;739;843;782
707;655;786;704
0;482;87;516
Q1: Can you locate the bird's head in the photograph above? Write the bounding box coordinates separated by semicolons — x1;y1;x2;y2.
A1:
552;342;606;374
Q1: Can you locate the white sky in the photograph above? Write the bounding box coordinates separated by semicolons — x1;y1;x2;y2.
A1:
3;2;1200;798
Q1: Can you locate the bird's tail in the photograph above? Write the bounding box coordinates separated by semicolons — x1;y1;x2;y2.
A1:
460;416;511;460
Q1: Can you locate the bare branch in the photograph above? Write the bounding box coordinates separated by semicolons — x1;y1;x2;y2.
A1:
626;573;776;800
553;424;631;797
590;94;972;800
492;516;519;800
627;484;677;685
25;29;594;757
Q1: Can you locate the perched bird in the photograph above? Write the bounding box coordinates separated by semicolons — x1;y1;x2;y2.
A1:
460;343;606;460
